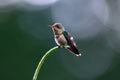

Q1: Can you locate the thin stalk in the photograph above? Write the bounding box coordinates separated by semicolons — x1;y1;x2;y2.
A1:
33;46;69;80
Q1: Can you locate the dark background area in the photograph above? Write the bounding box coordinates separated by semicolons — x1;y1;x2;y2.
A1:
0;0;120;80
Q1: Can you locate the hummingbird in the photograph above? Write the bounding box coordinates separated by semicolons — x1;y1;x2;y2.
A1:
50;23;81;56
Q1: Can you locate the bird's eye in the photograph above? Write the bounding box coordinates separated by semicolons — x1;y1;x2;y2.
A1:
55;25;60;28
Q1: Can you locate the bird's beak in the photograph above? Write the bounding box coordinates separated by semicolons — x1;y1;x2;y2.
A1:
49;25;52;28
49;25;55;30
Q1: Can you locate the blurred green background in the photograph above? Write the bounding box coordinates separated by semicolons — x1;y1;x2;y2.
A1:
0;0;120;80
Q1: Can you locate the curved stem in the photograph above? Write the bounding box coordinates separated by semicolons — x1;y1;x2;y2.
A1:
33;46;59;80
33;45;70;80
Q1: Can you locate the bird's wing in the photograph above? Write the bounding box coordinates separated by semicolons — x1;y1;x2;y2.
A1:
62;31;80;56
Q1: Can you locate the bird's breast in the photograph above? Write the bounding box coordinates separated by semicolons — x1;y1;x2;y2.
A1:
55;34;67;46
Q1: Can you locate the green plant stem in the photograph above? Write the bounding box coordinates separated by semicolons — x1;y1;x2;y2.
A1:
33;46;69;80
33;46;58;80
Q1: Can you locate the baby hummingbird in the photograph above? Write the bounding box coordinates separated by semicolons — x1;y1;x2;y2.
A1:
50;23;81;56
